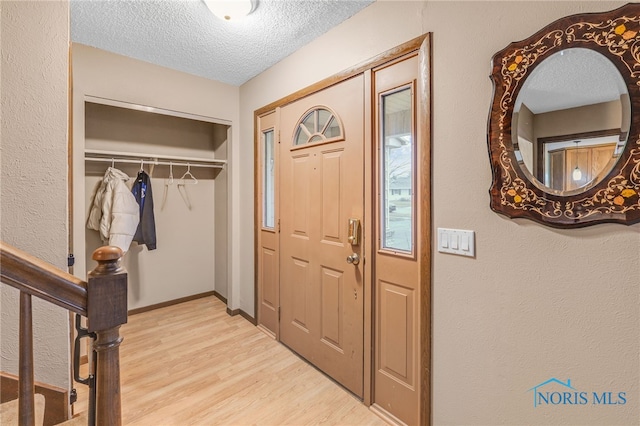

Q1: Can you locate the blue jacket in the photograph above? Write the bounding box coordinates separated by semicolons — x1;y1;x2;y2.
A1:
131;170;157;250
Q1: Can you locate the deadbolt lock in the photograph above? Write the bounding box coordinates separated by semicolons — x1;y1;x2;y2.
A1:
348;218;360;246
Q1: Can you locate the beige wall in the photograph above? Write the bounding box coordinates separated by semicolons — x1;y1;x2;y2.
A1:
0;1;71;389
535;99;623;139
241;1;639;424
72;44;238;309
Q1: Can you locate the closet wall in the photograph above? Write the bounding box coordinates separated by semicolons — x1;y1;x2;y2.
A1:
72;43;238;310
84;101;227;309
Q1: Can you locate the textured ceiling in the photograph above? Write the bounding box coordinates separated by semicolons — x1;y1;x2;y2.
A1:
71;0;375;86
515;47;628;114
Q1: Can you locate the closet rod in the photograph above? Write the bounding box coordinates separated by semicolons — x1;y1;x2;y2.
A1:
84;157;224;169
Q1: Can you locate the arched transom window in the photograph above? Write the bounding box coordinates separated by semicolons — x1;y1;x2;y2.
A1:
293;106;343;146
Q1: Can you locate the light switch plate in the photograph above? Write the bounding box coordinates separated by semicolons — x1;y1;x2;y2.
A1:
437;228;475;257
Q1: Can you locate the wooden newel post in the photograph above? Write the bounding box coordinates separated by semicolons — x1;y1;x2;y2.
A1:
87;246;127;426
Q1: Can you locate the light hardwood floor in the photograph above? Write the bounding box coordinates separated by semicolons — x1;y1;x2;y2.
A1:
75;296;387;425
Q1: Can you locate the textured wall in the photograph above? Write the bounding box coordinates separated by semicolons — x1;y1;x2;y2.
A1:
1;1;71;388
426;3;637;424
241;1;639;424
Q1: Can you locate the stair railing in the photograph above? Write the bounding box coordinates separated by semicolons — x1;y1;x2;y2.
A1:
1;242;127;426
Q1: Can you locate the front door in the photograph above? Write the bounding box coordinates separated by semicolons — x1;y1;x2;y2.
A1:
279;75;365;397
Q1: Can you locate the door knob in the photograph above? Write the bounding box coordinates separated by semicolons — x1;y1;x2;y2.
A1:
346;253;360;265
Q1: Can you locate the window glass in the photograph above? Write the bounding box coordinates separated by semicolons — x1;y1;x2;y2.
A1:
295;122;310;145
293;107;343;145
380;87;413;252
301;112;316;135
318;109;331;131
323;116;340;138
263;130;275;229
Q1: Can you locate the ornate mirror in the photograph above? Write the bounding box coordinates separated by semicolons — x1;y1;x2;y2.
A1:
488;4;640;227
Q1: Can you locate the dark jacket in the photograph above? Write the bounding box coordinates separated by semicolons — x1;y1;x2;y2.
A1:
131;170;157;250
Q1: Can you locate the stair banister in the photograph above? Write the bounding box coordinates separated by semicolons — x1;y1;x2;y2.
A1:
19;292;35;425
1;242;127;426
87;246;127;426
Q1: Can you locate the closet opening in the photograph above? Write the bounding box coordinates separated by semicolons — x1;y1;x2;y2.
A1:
76;96;230;313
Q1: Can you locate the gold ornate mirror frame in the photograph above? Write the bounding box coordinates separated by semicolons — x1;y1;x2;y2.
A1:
488;3;640;228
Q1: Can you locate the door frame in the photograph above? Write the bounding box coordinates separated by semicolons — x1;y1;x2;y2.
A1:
254;34;432;424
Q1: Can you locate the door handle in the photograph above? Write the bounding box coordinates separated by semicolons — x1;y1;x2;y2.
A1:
348;218;360;246
346;253;360;265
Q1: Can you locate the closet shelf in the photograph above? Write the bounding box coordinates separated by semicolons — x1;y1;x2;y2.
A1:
84;149;226;169
85;95;232;126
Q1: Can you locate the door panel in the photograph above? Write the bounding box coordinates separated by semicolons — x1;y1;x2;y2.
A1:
291;257;310;331
373;54;421;425
257;112;279;338
279;75;365;397
321;150;343;241
379;280;414;385
260;248;277;311
292;154;311;235
320;266;343;348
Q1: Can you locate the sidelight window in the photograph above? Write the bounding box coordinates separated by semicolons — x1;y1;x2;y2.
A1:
263;129;275;229
380;86;414;253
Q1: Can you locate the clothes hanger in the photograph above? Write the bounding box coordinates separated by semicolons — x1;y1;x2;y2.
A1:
176;163;196;210
179;163;198;185
160;162;174;212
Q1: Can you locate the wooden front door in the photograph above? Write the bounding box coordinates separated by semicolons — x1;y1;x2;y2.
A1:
278;75;365;397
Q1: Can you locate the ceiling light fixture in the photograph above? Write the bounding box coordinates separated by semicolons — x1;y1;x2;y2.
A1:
204;0;255;21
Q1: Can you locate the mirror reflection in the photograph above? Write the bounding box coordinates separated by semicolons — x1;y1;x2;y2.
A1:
512;48;630;195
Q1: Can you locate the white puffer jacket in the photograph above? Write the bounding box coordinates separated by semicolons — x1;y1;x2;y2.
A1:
87;167;140;253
